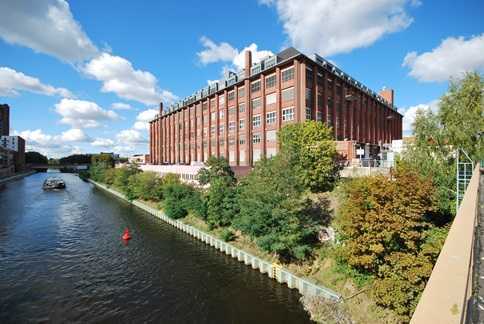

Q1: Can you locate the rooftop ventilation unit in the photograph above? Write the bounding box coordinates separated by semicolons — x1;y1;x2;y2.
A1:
251;63;262;76
264;56;277;69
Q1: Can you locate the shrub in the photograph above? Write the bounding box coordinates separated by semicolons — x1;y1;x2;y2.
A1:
128;171;164;201
163;183;195;219
220;228;235;242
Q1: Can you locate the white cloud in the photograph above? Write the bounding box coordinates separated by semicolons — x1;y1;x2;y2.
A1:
400;100;439;134
402;34;484;82
91;137;115;147
54;98;119;128
83;52;177;105
15;128;91;157
60;128;89;142
0;0;98;62
111;102;132;110
132;108;157;130
116;129;147;144
197;37;273;71
260;0;414;57
197;36;238;65
0;66;72;97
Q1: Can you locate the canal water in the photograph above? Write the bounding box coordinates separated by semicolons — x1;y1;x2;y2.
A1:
0;172;311;323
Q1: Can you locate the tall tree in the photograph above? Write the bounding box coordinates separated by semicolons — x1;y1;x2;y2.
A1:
278;121;339;192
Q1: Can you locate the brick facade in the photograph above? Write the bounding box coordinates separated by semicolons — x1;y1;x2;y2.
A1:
149;47;402;167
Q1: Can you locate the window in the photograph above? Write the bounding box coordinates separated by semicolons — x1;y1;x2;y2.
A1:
238;103;245;113
251;80;261;93
219;96;225;106
220;138;225;146
265;74;276;88
238;87;245;98
306;69;314;87
210;98;216;107
281;87;294;101
266;93;276;105
282;107;294;121
228;91;235;101
210;125;215;134
202;102;208;111
239;138;245;145
211;112;216;120
229;138;235;145
228;107;236;115
251;98;261;110
252;115;261;128
228;121;236;132
252;133;261;144
219;125;224;134
239;119;245;129
219;110;224;119
282;67;294;82
266;111;276;124
305;88;312;101
266;130;277;142
316;111;323;121
306;107;312;120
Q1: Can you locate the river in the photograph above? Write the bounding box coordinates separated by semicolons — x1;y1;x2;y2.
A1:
0;172;311;323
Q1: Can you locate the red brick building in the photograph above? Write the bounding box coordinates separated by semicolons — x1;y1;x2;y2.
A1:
148;47;402;170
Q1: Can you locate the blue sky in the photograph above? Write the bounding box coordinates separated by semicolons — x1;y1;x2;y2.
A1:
0;0;483;157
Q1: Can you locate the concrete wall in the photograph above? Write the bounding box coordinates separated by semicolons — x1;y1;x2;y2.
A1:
89;179;340;301
411;166;481;324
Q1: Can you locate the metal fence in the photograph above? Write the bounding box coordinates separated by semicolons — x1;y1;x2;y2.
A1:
90;180;340;301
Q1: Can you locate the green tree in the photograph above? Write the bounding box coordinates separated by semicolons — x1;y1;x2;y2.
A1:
197;157;238;228
127;171;164;201
439;72;484;161
235;157;318;260
278;121;339;192
163;182;196;219
113;164;140;196
25;151;48;164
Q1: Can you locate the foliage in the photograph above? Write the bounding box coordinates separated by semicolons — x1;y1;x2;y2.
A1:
336;165;443;319
78;170;89;181
235;157;319;261
197;155;235;185
163;182;196;219
91;153;114;168
59;154;92;165
127;171;164;201
25;151;48;164
278;121;339;192
438;72;483;162
198;157;238;228
220;228;236;242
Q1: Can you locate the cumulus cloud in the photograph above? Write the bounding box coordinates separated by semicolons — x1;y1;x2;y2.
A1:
111;102;132;110
197;36;238;65
260;0;414;57
402;34;484;82
15;127;91;157
400;100;439;134
54;98;119;129
197;37;273;71
132;108;158;130
91;137;115;147
116;129;147;144
83;52;177;105
0;66;72;97
0;0;98;62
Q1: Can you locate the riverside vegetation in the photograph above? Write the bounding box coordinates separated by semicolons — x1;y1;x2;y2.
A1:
84;73;483;323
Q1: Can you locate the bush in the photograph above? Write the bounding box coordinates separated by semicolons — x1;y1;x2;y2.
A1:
128;171;164;201
220;228;235;242
78;170;89;181
163;183;195;219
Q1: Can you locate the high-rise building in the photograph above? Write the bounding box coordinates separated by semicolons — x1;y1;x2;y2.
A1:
148;47;402;172
0;104;9;136
0;136;25;172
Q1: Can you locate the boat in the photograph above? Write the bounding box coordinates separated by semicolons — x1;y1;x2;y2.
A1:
43;177;66;190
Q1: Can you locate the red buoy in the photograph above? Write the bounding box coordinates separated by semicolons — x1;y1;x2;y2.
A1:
122;228;131;240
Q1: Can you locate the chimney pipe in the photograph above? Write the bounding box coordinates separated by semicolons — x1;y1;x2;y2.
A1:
244;50;252;79
159;102;164;114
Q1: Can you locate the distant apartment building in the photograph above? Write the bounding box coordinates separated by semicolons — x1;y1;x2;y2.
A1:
0;104;9;136
0;145;15;178
128;154;149;165
148;47;402;173
1;136;25;172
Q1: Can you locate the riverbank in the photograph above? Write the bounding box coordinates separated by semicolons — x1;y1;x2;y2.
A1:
88;179;340;301
0;170;36;185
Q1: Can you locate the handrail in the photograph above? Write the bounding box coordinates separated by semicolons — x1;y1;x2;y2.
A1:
411;165;481;324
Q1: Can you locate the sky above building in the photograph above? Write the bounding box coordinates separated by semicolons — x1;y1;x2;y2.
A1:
0;0;483;157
